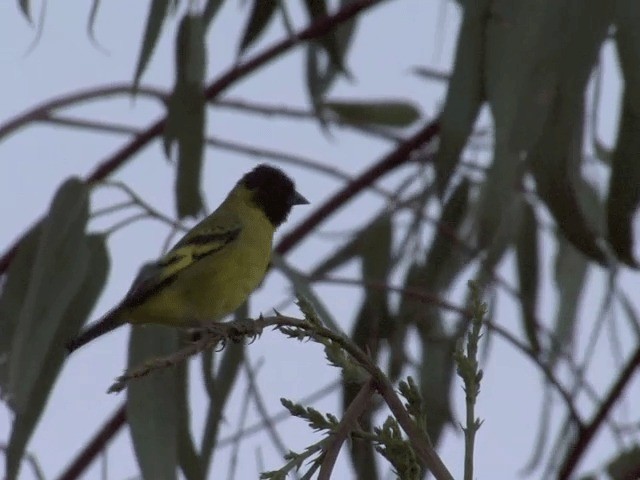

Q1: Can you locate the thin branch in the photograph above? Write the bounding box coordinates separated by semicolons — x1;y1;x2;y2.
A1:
276;118;441;255
106;314;455;480
43;114;394;198
557;343;640;479
56;406;126;480
0;84;166;142
244;360;290;457
0;0;382;274
318;378;376;480
214;98;403;142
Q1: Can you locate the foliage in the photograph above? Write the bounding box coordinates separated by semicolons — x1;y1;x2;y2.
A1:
1;0;640;479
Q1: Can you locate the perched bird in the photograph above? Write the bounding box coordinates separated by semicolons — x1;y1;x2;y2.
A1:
66;164;308;353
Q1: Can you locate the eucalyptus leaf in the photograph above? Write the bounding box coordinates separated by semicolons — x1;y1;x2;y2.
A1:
516;200;541;353
606;0;640;266
323;100;421;127
4;233;109;480
203;0;226;28
128;325;181;480
133;0;172;93
165;13;207;218
18;0;32;24
7;178;89;412
434;0;490;194
238;0;278;54
548;235;588;368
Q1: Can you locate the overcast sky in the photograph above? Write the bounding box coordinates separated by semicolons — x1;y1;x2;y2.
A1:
1;1;637;479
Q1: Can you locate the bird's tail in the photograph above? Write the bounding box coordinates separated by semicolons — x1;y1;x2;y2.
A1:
66;308;126;354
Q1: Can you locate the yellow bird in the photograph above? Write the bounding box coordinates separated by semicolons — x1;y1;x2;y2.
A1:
66;164;308;353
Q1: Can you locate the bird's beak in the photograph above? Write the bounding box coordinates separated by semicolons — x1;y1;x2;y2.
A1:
291;191;310;206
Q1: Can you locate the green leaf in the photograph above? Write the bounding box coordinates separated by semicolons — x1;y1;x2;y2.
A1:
422;179;471;289
607;4;640;266
176;357;203;480
434;0;489;194
127;326;181;480
164;13;207;218
0;224;42;394
606;444;640;480
548;235;588;368
342;215;393;480
398;265;455;446
133;0;172;93
238;0;278;54
7;178;89;411
3;233;109;480
203;0;226;28
304;0;357;117
323;100;421;127
525;1;613;264
302;0;348;76
515;200;541;353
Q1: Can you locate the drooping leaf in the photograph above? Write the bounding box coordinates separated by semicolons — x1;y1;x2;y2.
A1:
526;1;613;264
128;326;181;480
238;0;278;54
304;0;357;117
201;341;244;474
4;232;109;480
175;357;203;480
548;235;589;368
516;200;541;353
343;217;393;480
18;0;32;24
434;0;490;195
397;264;455;447
323;100;421;128
7;178;89;412
422;178;471;289
199;301;247;474
479;2;565;247
302;0;348;77
164;13;207;218
607;6;640;266
133;0;172;93
0;224;42;395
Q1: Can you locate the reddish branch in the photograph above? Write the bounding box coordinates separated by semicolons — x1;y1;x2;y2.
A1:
57;407;126;480
557;343;640;479
0;0;383;274
0;1;415;479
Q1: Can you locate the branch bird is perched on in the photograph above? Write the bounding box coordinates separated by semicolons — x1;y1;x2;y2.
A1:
66;164;309;353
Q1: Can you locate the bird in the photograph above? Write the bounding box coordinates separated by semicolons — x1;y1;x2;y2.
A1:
66;164;309;353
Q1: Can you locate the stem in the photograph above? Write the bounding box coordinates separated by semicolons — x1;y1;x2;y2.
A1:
557;342;640;479
318;379;375;480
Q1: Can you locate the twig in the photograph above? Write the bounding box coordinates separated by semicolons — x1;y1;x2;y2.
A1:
275;119;441;254
318;378;376;480
56;406;126;480
557;343;640;479
106;314;455;480
0;0;382;274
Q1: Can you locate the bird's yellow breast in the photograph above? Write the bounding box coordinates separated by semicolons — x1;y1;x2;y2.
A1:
127;192;275;327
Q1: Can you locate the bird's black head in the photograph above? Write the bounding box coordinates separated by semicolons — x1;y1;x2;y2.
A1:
240;164;309;228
